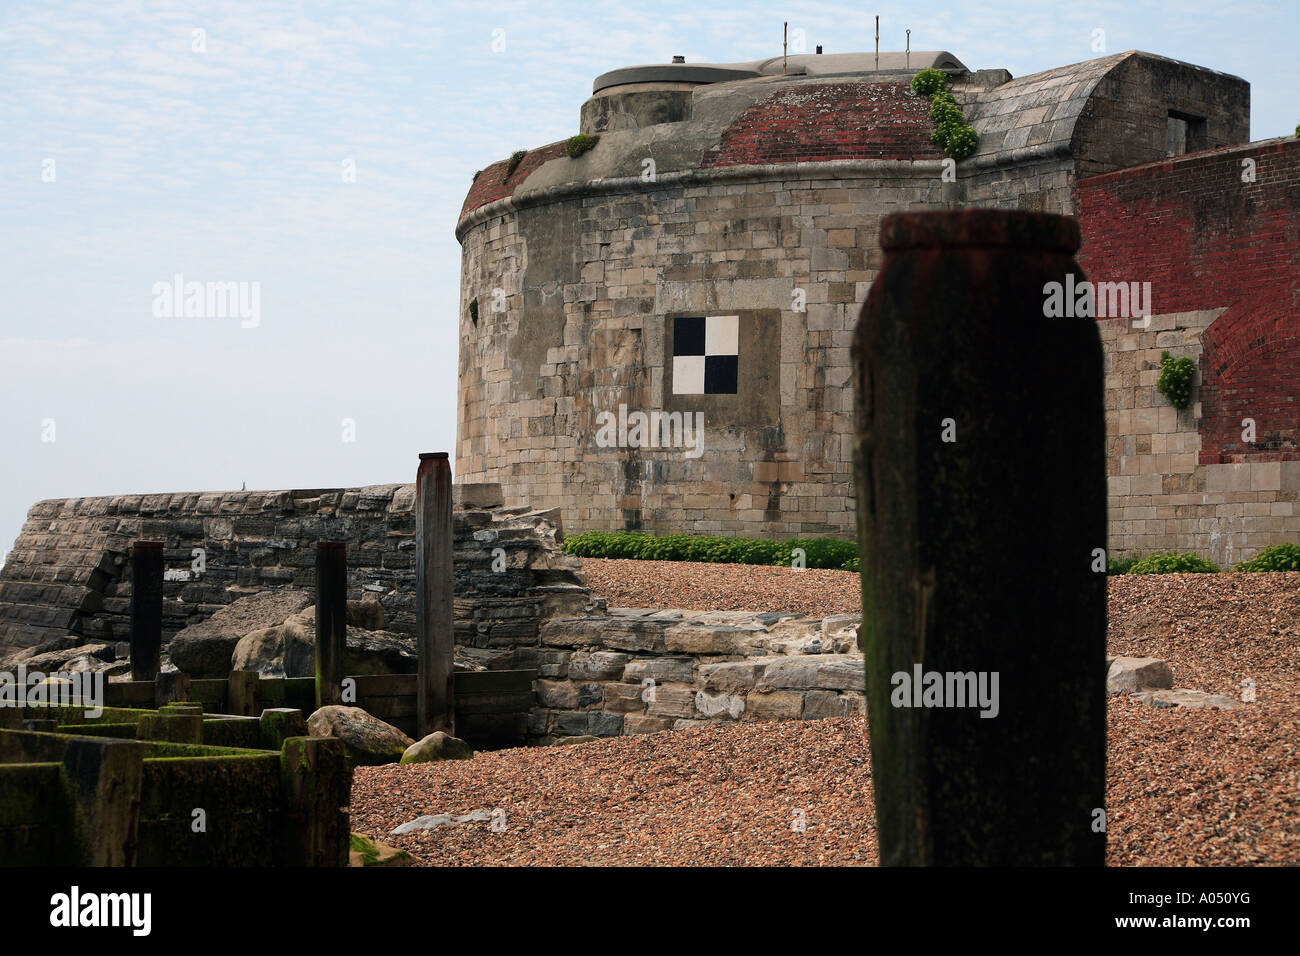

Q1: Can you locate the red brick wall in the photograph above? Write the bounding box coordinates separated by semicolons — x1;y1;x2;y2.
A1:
1075;138;1300;463
460;141;567;220
702;82;944;167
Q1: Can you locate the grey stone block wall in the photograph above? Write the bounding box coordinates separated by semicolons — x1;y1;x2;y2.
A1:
0;484;598;657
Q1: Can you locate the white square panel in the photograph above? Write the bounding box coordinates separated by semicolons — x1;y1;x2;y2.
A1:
672;355;706;394
705;314;739;355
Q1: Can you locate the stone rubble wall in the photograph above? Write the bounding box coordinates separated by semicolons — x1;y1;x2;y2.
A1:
0;483;598;657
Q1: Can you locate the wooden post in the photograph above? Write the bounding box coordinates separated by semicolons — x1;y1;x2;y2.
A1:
129;541;163;682
416;452;455;738
853;210;1107;865
314;542;347;711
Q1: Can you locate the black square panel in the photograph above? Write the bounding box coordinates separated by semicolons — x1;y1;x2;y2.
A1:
673;315;706;356
704;355;738;394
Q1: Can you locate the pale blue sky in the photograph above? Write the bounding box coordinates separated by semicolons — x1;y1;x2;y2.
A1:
1;0;1296;561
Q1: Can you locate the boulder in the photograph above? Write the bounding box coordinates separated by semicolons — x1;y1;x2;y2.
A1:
1106;656;1174;695
347;595;385;631
231;606;416;678
306;705;413;766
401;731;474;764
231;610;314;679
169;590;312;678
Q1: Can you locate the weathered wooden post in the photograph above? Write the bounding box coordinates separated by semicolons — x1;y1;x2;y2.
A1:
416;452;455;737
129;541;163;682
853;210;1107;865
314;541;347;711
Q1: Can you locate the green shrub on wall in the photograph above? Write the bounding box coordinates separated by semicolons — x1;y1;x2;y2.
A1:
1235;543;1300;572
1155;351;1196;409
912;68;979;161
566;133;599;158
503;149;527;180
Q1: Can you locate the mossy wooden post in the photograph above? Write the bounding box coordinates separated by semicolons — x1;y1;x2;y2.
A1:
278;736;350;866
129;541;163;682
853;210;1107;866
61;738;144;866
416;452;455;737
315;542;347;711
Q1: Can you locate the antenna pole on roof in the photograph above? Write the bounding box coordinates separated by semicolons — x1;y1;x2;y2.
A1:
783;21;788;75
906;29;911;69
875;16;880;71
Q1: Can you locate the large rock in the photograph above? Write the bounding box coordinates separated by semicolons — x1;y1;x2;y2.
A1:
231;611;315;678
169;590;312;678
1106;656;1174;694
231;606;416;678
306;705;413;766
401;731;474;764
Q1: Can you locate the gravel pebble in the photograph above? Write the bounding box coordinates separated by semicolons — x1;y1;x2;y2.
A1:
351;567;1299;865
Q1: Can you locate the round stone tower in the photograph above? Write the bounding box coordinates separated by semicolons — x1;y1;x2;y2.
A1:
455;50;1249;538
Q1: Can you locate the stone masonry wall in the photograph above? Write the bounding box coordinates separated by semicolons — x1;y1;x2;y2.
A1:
0;483;598;657
522;608;865;744
457;166;951;539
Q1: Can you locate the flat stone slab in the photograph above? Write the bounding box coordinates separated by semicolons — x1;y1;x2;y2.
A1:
391;810;492;835
1130;689;1241;711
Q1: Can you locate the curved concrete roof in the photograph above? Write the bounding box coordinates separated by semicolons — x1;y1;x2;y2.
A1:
958;52;1130;166
593;51;968;93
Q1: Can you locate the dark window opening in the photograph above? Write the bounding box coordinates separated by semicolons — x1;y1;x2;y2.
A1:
1166;110;1207;156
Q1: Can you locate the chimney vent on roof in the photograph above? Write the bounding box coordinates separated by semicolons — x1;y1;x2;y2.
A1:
672;55;685;63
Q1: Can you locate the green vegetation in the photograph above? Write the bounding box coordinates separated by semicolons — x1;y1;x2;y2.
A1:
566;133;600;158
562;530;860;570
1106;554;1140;575
1125;551;1220;574
911;68;979;160
1156;351;1196;409
1235;543;1300;572
503;149;527;180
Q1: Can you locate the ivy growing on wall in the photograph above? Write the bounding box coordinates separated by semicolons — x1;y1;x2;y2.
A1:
1156;351;1196;409
911;68;979;161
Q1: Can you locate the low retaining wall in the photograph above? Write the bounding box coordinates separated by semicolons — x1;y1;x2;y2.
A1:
520;609;865;743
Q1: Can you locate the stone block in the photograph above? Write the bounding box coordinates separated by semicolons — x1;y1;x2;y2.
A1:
698;659;770;694
645;683;696;718
694;690;744;719
567;651;632;682
621;657;696;684
535;679;579;709
623;714;674;735
756;655;865;692
744;691;804;720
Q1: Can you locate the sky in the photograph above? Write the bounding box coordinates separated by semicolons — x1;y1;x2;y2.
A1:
1;0;1297;563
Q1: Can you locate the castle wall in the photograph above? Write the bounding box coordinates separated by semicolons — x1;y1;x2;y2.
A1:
1076;137;1300;562
458;164;949;538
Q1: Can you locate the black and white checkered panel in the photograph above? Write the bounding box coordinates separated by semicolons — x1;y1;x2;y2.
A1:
672;314;738;394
